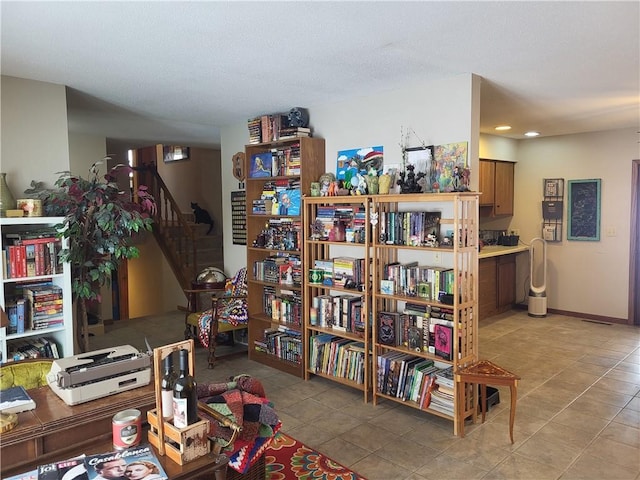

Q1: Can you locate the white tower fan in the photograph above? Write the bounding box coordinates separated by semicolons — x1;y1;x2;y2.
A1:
528;237;547;317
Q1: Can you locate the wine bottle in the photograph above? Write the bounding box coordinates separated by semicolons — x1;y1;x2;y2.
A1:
172;349;197;428
160;353;175;421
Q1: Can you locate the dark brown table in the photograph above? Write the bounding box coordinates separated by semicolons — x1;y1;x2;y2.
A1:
0;384;226;479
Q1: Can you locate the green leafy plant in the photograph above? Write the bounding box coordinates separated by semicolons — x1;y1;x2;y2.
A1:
44;160;156;352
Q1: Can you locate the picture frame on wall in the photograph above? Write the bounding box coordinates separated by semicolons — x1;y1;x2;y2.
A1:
544;178;564;198
567;179;601;241
163;145;190;162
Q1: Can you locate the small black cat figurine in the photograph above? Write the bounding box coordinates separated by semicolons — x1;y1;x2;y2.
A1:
191;202;214;234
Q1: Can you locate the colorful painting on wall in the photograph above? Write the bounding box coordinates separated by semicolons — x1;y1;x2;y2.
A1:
336;146;384;183
433;142;468;192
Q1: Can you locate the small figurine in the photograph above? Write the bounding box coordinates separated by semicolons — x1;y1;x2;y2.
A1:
397;164;425;193
425;232;439;247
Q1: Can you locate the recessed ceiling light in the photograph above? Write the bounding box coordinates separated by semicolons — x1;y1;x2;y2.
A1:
524;131;540;137
494;125;512;131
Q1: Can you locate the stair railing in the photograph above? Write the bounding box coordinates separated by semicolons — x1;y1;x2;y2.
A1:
134;164;198;290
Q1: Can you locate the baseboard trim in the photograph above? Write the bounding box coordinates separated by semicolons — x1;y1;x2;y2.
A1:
514;303;629;325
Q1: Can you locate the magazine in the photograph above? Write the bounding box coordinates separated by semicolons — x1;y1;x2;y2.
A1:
3;470;37;480
83;444;167;480
37;455;87;480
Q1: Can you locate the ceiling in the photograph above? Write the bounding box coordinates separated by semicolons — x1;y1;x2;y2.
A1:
1;1;639;151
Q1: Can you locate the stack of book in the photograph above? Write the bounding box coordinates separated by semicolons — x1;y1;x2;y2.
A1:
278;126;311;140
247;117;262;144
430;366;455;415
246;114;311;144
22;283;64;330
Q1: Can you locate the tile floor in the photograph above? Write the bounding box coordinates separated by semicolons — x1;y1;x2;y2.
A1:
90;310;640;480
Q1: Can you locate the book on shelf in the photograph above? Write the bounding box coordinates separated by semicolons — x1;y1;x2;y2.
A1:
377;311;399;346
433;323;454;361
279;188;301;216
0;385;36;414
380;279;394;295
84;444;168;480
248;152;273;178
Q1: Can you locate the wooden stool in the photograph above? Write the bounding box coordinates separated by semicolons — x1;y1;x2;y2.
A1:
455;360;521;443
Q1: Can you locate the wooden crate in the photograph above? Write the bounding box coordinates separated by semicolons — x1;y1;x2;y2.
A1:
147;408;209;465
147;339;211;465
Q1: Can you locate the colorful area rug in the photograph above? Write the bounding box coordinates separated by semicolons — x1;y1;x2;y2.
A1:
265;431;366;480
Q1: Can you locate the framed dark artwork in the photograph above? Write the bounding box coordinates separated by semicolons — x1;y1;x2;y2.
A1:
405;146;435;192
163;145;190;163
249;152;273;178
567;179;601;241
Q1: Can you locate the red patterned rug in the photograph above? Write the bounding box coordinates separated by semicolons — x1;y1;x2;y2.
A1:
265;431;367;480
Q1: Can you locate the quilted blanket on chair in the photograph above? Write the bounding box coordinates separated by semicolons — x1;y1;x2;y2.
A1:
197;374;280;474
197;267;248;348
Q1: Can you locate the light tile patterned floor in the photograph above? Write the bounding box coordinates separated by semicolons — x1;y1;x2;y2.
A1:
90;310;640;480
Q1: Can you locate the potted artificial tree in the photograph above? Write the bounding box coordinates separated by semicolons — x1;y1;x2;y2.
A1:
42;160;156;352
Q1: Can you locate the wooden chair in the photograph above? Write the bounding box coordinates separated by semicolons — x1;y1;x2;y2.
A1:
182;268;248;368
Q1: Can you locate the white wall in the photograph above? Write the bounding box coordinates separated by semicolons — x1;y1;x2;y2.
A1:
68;132;113;321
1;76;70;194
513;128;638;320
221;73;481;275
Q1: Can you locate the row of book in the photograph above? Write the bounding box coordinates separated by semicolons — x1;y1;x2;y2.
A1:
377;354;455;413
263;286;302;326
6;282;64;334
6;336;60;362
252;217;301;251
254;326;302;365
253;254;302;286
5;443;168;480
380;262;454;299
311;205;367;242
248;144;304;178
378;210;442;246
247;114;311;144
309;334;366;384
309;293;365;336
376;305;456;361
311;256;367;289
253;185;301;216
2;237;63;279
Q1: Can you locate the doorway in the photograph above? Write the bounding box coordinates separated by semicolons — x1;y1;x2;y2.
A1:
630;159;640;325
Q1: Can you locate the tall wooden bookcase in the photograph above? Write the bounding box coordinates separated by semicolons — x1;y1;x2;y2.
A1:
0;217;73;363
370;193;478;434
302;196;372;402
245;137;325;377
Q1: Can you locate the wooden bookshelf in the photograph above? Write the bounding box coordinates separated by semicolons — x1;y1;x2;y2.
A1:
302;196;372;402
245;137;325;378
370;192;479;434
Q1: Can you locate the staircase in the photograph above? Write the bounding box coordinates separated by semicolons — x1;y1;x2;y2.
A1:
135;165;224;292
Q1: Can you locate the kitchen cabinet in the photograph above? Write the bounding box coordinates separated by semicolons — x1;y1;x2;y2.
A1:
497;254;516;308
479;159;514;216
479;253;517;320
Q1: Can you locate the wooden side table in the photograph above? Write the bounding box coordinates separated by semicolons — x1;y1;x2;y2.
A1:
455;360;521;443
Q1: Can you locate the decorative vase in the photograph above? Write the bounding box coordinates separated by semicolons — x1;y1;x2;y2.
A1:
0;173;16;217
379;173;392;194
365;175;379;195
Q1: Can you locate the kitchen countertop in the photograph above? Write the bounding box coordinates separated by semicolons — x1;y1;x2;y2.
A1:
479;244;529;259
